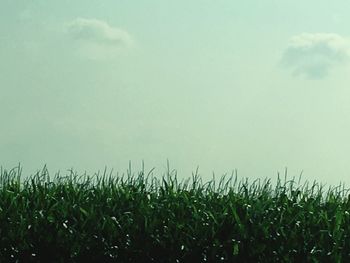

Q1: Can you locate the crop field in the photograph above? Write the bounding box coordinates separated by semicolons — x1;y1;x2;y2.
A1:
0;165;350;262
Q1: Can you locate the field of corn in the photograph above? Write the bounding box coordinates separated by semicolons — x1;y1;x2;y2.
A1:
1;165;350;262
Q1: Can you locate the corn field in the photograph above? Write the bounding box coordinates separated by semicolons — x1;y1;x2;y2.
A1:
0;165;350;262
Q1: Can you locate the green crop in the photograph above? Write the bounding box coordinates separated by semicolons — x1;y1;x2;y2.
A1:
0;164;349;262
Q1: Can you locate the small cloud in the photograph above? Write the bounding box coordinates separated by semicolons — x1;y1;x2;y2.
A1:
65;18;133;60
281;33;350;79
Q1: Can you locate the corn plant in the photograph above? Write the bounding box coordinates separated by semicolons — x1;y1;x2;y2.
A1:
0;165;349;262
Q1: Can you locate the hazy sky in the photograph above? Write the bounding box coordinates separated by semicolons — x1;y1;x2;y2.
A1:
2;0;350;185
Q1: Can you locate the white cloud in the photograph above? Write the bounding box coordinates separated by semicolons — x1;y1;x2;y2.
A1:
281;33;350;79
65;18;133;60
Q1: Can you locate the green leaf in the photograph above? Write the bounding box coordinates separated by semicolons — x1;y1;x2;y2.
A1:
231;207;245;236
47;215;55;223
80;207;89;217
233;243;239;255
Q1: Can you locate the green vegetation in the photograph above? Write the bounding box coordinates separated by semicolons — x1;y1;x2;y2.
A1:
1;165;350;262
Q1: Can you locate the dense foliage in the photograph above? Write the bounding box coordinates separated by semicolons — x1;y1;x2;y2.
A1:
0;165;350;262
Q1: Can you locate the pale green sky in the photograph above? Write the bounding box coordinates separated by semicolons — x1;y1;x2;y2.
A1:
2;0;350;185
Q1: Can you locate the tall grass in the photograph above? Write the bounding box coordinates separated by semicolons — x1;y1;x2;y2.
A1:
0;164;350;262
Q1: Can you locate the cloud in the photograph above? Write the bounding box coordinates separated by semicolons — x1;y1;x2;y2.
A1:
281;33;350;79
65;18;132;60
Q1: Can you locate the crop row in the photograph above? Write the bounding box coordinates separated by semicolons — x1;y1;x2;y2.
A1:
0;165;349;262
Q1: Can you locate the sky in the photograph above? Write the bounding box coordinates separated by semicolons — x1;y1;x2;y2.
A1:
1;0;350;186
